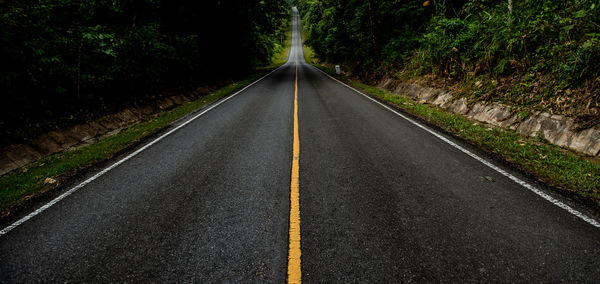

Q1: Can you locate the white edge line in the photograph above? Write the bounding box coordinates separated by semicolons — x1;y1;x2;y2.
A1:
0;65;287;236
312;65;600;229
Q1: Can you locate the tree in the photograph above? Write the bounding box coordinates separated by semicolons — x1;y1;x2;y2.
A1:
0;0;291;146
367;0;380;55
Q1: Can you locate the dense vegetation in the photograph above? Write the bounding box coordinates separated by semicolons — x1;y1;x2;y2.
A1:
298;0;600;121
0;0;290;146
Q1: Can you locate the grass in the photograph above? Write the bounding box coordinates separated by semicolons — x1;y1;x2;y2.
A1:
302;43;316;64
0;22;295;217
265;30;292;70
313;64;600;205
0;73;278;216
301;31;316;64
0;26;295;217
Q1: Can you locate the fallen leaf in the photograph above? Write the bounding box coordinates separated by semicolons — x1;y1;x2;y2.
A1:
480;176;495;182
44;177;57;184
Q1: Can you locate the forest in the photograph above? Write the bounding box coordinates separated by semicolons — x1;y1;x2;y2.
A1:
3;0;599;146
297;0;600;124
0;0;290;146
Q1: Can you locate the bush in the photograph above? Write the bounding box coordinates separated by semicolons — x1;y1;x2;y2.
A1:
0;0;290;146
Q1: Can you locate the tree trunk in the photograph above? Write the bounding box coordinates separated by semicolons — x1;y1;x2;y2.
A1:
77;40;82;101
508;0;513;24
367;0;380;56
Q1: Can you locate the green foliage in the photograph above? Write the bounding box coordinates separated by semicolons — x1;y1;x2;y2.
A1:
0;72;265;215
0;0;291;146
315;65;600;202
298;0;430;68
300;0;600;112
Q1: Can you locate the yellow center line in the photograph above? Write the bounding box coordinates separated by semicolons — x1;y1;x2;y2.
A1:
288;58;302;283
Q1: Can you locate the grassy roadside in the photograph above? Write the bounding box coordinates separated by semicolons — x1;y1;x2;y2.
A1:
264;29;292;70
301;29;316;64
302;43;316;64
307;55;600;205
0;76;259;216
0;37;293;217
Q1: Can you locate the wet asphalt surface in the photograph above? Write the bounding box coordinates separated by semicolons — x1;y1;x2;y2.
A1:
1;8;600;283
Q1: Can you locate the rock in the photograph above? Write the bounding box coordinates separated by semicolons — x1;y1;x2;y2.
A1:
403;83;438;102
65;123;95;142
419;89;439;103
514;113;598;153
378;78;395;89
466;102;488;120
445;97;470;115
81;122;105;144
516;113;544;136
195;86;212;96
394;83;420;100
170;95;189;105
186;90;199;98
127;108;143;119
569;127;600;156
467;102;518;128
87;121;107;134
136;105;156;115
0;152;19;176
431;92;454;107
157;97;175;110
180;94;192;103
3;144;41;167
97;115;122;131
375;76;600;157
553;129;574;149
47;130;79;149
116;109;139;124
32;134;62;155
538;114;575;148
417;88;437;102
0;87;214;176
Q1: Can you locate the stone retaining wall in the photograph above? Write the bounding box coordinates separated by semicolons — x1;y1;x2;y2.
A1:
3;79;598;177
0;86;216;177
377;78;600;157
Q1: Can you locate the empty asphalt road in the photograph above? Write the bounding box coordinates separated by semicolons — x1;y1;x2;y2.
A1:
1;8;600;283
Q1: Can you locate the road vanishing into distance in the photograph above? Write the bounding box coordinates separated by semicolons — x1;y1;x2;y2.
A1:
2;8;600;283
